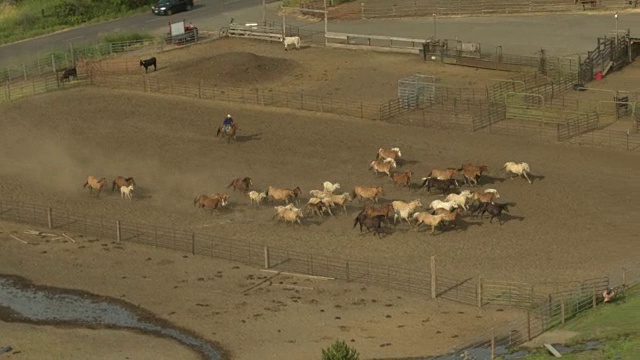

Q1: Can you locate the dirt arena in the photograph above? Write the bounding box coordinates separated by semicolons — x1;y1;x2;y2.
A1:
1;37;640;359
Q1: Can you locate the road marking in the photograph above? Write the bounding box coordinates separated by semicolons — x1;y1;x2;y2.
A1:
145;17;166;23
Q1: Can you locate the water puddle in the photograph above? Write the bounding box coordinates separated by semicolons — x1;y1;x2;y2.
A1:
0;275;225;360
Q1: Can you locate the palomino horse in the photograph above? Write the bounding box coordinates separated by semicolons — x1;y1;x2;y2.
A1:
112;176;136;192
228;177;252;192
83;176;107;198
267;186;301;205
216;123;239;143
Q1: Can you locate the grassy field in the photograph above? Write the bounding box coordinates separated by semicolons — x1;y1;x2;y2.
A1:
0;0;153;45
523;286;640;359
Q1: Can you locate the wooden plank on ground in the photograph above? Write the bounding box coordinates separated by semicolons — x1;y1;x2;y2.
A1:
544;343;562;357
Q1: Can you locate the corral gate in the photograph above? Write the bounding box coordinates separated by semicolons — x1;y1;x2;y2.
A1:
397;74;436;110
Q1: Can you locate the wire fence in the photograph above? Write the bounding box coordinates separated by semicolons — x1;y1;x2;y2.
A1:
0;197;638;359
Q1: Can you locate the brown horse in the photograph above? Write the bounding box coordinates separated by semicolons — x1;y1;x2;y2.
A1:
194;193;229;213
112;176;136;192
228;177;252;192
457;163;489;186
391;170;413;187
83;176;107;198
216;123;239;143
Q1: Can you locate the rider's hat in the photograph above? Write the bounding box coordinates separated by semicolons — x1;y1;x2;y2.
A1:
227;114;232;118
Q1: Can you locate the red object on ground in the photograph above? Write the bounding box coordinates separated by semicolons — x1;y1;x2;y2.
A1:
595;72;603;80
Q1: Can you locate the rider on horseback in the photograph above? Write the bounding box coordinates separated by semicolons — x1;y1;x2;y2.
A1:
223;114;234;134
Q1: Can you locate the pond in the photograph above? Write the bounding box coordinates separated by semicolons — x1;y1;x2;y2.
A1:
0;275;225;360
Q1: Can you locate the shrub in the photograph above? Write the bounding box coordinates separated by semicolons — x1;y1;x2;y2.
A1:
321;340;359;360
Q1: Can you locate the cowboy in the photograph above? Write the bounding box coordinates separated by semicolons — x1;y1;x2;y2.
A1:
222;114;233;134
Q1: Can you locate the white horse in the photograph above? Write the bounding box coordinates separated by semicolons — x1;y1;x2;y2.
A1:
283;36;301;50
503;162;532;184
429;199;459;212
444;190;473;211
322;181;341;194
120;184;134;201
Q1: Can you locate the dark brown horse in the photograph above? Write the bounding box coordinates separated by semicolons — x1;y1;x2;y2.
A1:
112;176;136;192
216;123;239;143
353;212;387;236
228;177;252;192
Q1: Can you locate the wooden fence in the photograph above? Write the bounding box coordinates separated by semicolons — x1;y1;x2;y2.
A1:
359;0;637;19
325;32;425;54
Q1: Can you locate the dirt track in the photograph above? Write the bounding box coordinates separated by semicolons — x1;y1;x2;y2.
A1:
1;84;639;284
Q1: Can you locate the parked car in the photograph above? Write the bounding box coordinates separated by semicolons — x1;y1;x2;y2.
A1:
152;0;194;16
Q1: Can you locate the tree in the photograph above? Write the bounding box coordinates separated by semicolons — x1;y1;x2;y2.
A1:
321;340;359;360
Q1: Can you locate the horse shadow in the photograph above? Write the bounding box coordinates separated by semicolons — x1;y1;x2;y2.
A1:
529;174;545;183
478;175;507;186
498;213;525;224
396;159;418;167
235;133;262;143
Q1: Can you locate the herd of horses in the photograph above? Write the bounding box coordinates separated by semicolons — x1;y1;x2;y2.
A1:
81;146;534;236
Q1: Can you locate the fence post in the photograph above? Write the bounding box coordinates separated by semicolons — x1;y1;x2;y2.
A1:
191;232;195;255
561;299;565;324
199;80;202;99
477;277;482;308
361;2;365;19
491;327;495;359
527;311;531;340
592;284;597;308
264;246;270;269
360;102;364;118
430;256;436;299
47;207;53;229
622;268;626;289
116;220;121;242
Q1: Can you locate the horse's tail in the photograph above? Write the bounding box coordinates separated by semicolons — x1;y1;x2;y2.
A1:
193;196;200;207
83;181;89;189
227;180;235;188
456;165;464;172
216;127;221;137
351;189;358;200
111;180;117;191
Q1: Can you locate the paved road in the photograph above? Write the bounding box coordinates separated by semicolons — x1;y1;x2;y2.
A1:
2;2;640;64
0;0;277;63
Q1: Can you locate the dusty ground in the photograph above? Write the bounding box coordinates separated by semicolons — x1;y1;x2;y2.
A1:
0;220;517;360
1;87;639;283
95;37;505;103
0;320;202;360
2;36;640;359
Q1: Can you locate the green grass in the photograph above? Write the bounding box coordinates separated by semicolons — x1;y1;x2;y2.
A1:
0;0;155;45
522;286;640;359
